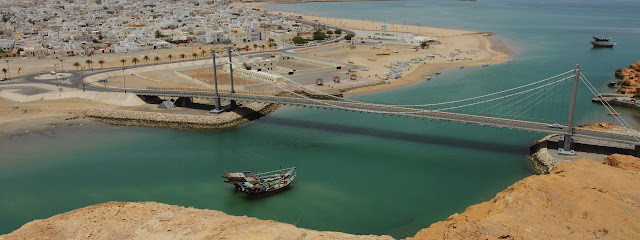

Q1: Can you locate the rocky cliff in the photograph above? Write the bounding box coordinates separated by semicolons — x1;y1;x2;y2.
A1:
407;155;640;240
615;61;640;95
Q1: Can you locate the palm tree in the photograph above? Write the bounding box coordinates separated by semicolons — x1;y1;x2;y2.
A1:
154;56;160;63
98;60;105;68
131;57;139;65
201;49;206;57
1;68;6;79
180;54;186;59
191;52;197;61
85;59;93;70
167;54;173;61
120;59;126;66
73;62;80;69
272;43;278;49
253;43;258;51
261;44;265;51
268;43;273;49
244;45;250;52
143;55;149;63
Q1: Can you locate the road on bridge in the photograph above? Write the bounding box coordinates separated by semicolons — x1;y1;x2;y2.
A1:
129;89;640;147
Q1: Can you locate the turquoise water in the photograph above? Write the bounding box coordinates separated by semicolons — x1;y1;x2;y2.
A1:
2;0;640;238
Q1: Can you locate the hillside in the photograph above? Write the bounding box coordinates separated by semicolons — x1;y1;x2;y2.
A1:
407;155;640;239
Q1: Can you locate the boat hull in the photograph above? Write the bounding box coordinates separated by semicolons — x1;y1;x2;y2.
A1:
591;41;615;48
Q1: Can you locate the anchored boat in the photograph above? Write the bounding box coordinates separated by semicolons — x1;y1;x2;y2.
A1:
221;167;297;197
591;36;615;48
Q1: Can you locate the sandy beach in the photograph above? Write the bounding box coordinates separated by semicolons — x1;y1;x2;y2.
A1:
243;2;511;95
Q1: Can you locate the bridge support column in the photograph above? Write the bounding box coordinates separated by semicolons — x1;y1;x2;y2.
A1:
558;134;575;156
175;97;193;107
210;49;229;114
558;64;580;156
633;145;640;157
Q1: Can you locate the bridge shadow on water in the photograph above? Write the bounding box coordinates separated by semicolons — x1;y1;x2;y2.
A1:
259;117;530;156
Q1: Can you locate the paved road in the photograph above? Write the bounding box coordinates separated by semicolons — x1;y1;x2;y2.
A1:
4;16;351;90
128;89;640;146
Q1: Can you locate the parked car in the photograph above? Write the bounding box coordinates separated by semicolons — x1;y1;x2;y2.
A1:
0;78;8;81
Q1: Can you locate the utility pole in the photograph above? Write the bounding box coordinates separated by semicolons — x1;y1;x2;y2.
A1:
4;60;9;79
81;67;85;92
54;63;58;87
559;64;580;155
122;66;127;93
228;46;236;108
59;59;64;80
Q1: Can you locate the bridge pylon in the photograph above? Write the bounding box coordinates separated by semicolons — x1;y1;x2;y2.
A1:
209;49;228;114
558;64;580;156
228;46;237;108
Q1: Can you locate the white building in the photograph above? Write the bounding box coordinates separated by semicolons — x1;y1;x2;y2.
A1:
0;39;14;52
202;28;226;43
113;41;140;53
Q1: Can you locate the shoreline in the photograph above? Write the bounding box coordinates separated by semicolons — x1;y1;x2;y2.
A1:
251;2;512;96
1;2;512;135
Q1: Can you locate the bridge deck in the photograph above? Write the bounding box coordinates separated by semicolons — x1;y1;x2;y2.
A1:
130;89;640;146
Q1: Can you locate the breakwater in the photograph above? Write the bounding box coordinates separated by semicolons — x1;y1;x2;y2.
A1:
528;134;558;174
85;103;279;130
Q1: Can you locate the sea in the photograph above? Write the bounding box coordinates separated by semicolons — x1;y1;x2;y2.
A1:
1;0;640;238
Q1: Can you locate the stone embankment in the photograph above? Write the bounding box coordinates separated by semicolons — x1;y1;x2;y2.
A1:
528;134;559;174
85;102;279;130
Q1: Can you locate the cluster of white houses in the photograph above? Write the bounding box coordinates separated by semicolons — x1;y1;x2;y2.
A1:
0;0;316;58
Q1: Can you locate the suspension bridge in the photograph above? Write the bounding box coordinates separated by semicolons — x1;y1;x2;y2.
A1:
128;47;640;155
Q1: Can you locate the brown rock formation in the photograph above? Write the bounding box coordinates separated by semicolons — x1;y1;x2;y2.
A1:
616;61;640;95
603;154;640;171
407;156;640;240
0;202;392;240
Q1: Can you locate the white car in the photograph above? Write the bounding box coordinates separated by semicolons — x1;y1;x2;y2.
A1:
548;123;564;129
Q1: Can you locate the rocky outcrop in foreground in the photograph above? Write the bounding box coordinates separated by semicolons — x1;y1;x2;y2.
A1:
0;202;392;240
407;155;640;240
615;60;640;95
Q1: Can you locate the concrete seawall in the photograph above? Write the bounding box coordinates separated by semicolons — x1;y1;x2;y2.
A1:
85;103;279;130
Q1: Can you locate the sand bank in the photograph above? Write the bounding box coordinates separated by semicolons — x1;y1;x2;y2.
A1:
243;2;511;95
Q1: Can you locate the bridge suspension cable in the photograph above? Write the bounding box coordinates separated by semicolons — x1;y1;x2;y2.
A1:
175;51;231;96
491;79;558;120
230;51;584;116
434;76;572;112
578;72;640;142
231;51;575;108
